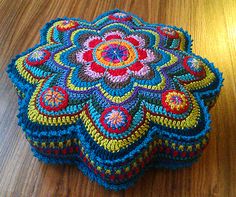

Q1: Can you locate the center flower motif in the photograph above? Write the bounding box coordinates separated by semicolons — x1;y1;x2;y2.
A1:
94;40;136;67
75;31;160;87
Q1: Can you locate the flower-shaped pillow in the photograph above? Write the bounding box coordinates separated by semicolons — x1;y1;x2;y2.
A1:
7;9;223;190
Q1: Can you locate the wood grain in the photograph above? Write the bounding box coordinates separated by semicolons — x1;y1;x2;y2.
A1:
0;0;235;196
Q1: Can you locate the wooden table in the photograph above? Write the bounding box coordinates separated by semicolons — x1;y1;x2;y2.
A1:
0;0;235;196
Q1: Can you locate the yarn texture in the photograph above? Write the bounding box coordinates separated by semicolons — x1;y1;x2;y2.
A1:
7;9;223;190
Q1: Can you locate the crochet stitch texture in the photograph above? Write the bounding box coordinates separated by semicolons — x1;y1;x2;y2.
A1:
7;9;223;190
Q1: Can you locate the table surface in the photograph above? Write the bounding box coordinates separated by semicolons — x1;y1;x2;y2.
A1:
0;0;235;196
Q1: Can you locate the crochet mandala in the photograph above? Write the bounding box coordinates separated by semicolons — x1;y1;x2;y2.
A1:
7;10;223;190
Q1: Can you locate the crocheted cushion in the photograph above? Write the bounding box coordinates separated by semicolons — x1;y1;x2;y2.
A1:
7;9;223;190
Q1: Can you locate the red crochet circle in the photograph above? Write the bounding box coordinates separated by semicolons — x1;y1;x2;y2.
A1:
100;106;132;134
56;21;79;31
157;26;179;39
182;56;205;77
161;90;189;114
108;14;132;22
40;86;69;112
26;49;51;66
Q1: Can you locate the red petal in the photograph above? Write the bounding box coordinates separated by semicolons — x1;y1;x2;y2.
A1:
105;34;122;41
108;68;128;76
83;50;93;62
90;62;105;73
125;36;140;46
88;38;102;48
137;48;148;60
129;62;144;71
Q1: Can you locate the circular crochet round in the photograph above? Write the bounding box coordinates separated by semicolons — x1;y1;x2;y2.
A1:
7;9;223;190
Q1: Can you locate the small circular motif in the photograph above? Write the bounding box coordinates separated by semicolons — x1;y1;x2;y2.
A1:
109;12;132;21
57;20;79;31
157;26;179;39
26;49;51;66
94;40;137;68
183;56;205;77
162;90;189;114
100;106;132;133
40;86;68;111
